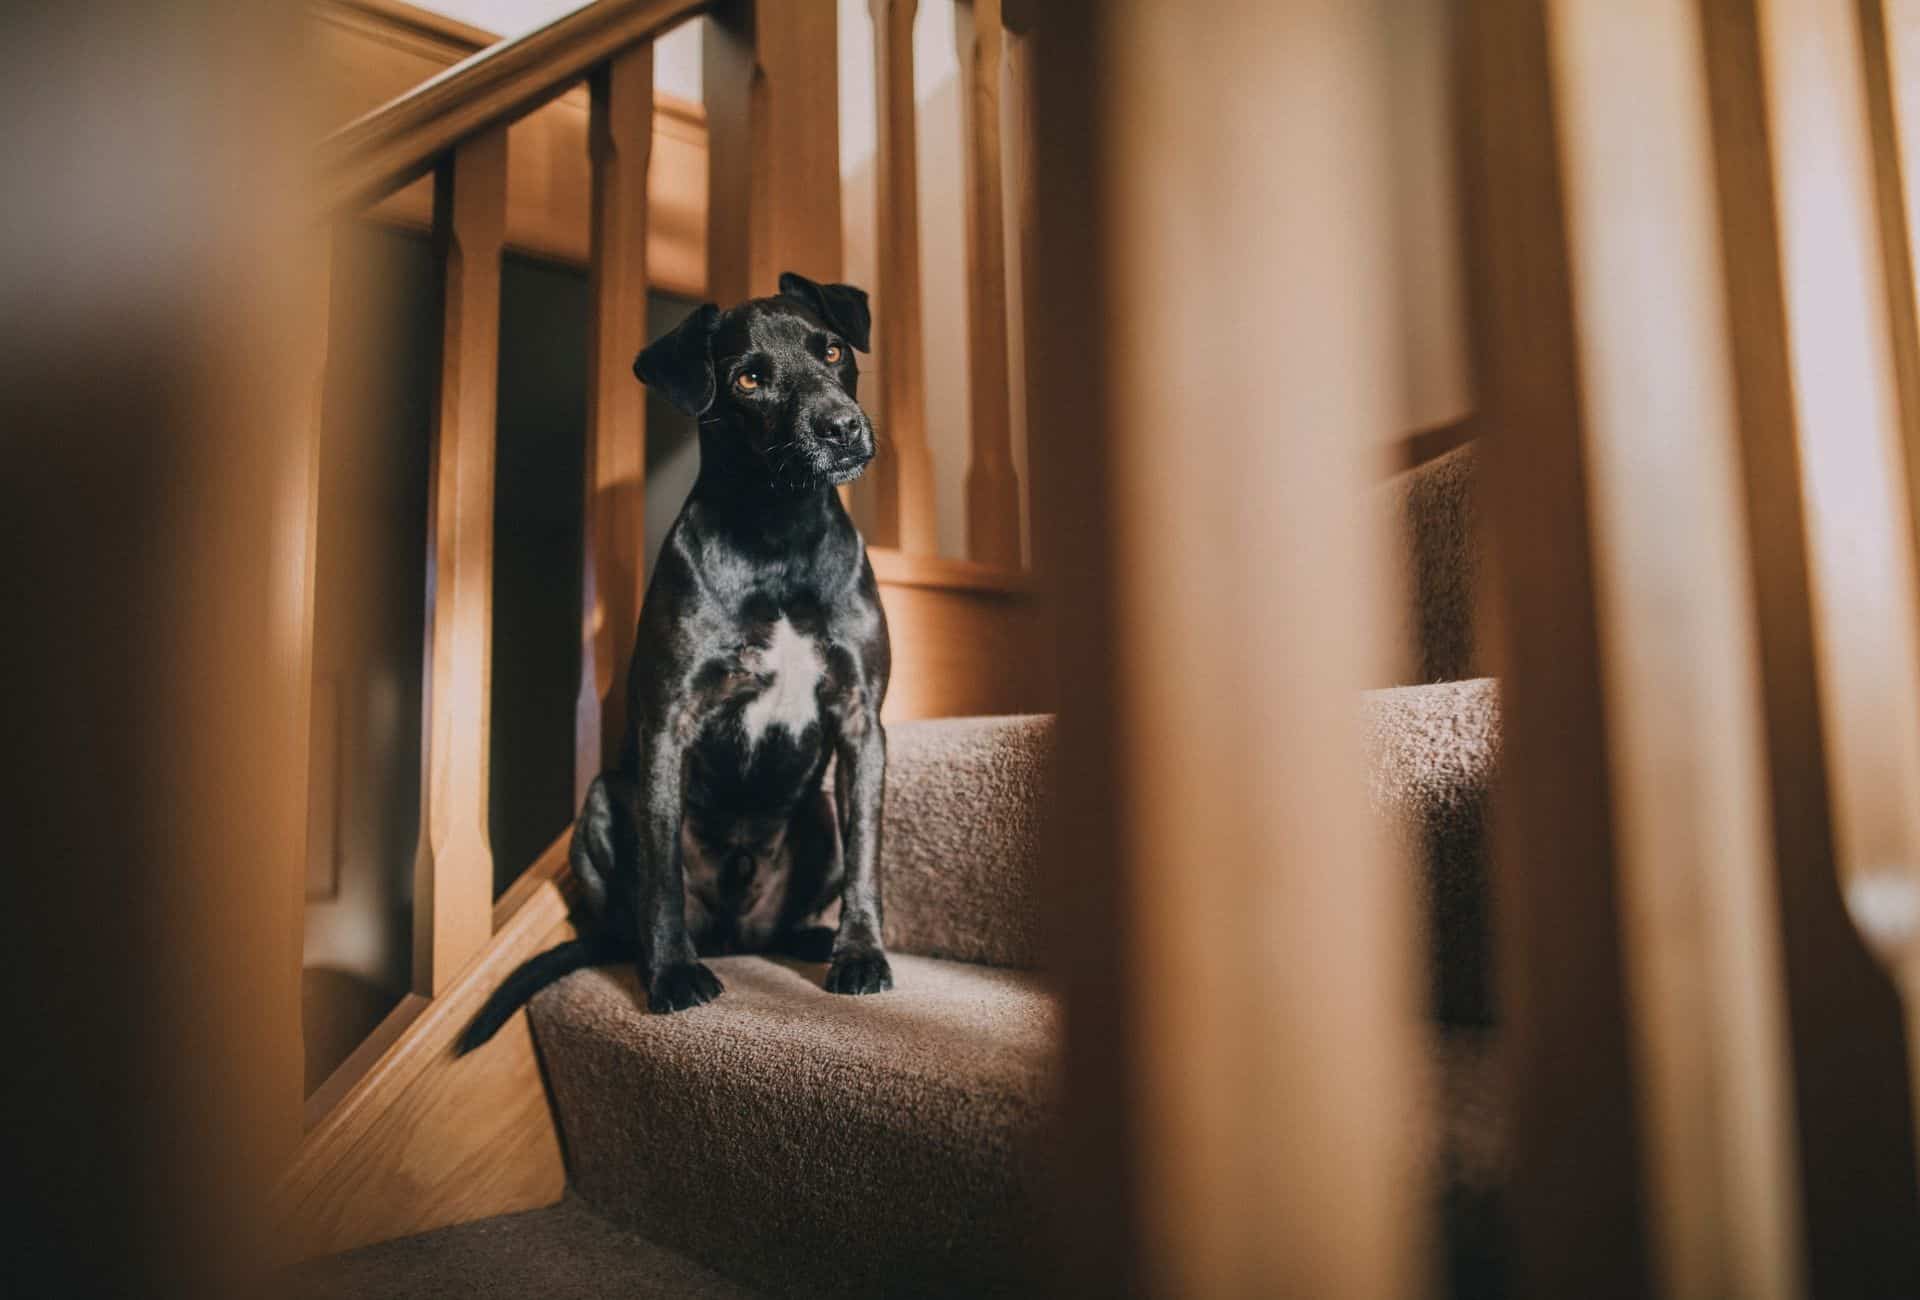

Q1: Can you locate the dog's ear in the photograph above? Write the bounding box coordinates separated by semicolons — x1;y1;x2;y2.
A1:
634;303;721;416
777;271;872;353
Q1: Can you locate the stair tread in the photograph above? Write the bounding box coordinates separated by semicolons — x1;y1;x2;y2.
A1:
530;953;1055;1299
282;1196;765;1300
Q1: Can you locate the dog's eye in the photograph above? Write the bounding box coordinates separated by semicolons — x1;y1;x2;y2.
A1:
734;371;761;393
823;343;843;364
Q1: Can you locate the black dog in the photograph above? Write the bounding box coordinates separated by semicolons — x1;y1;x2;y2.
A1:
459;272;892;1051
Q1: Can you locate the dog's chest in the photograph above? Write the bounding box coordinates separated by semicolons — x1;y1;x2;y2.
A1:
737;616;826;748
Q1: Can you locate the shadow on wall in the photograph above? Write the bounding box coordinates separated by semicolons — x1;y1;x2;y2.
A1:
301;224;699;1096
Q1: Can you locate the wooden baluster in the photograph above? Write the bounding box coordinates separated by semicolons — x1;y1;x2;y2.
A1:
416;126;508;995
705;0;844;302
1460;1;1808;1294
1004;2;1039;570
956;0;1021;567
1029;1;1423;1293
1751;0;1920;1208
868;0;940;554
1701;0;1920;1287
578;46;654;802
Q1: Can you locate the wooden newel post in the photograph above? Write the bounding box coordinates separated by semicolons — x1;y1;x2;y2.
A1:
869;0;940;554
578;45;655;802
957;0;1022;567
417;126;507;995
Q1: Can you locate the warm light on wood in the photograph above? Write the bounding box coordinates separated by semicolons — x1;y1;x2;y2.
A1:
1031;1;1425;1293
957;0;1022;567
867;0;939;554
416;126;507;996
1763;0;1920;1175
578;45;654;802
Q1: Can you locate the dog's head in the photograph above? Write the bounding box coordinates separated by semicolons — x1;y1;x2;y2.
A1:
635;272;875;491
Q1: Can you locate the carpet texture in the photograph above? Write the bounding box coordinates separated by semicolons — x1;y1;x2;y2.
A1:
878;712;1053;969
529;954;1056;1300
1364;677;1501;1025
280;1195;764;1299
1381;443;1483;685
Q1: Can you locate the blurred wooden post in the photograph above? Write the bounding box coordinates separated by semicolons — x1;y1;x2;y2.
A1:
1751;0;1920;1201
1459;0;1806;1294
704;0;843;301
417;126;507;994
868;0;939;554
1702;0;1920;1288
1005;2;1039;569
1030;1;1424;1294
578;45;654;802
956;0;1021;567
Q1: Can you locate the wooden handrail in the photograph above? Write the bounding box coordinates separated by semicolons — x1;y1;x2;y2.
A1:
316;0;708;212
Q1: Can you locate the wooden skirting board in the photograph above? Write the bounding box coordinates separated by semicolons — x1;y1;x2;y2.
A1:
308;0;708;294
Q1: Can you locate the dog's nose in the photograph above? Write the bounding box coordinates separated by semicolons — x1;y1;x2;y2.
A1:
821;413;863;445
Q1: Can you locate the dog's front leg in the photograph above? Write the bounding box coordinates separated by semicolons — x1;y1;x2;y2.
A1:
625;722;722;1013
826;720;893;994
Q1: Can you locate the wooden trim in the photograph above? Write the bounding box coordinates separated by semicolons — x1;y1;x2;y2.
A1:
876;571;1050;721
302;994;431;1130
415;129;507;997
1392;415;1474;475
320;0;502;51
866;0;940;554
578;46;655;803
276;834;578;1259
316;0;707;212
867;546;1035;595
956;0;1022;568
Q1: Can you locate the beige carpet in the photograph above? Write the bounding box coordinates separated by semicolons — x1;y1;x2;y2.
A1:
280;1196;765;1299
530;954;1056;1300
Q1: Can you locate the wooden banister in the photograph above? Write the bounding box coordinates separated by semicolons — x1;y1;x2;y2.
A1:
316;0;707;213
957;0;1022;567
867;0;940;554
415;127;508;996
578;45;656;801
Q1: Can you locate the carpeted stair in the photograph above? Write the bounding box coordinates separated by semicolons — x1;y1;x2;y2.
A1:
290;445;1502;1299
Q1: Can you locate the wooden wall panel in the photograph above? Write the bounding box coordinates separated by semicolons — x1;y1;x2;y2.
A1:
871;552;1049;721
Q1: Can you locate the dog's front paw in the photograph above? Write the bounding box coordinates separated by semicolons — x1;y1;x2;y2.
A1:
646;961;723;1013
824;948;894;996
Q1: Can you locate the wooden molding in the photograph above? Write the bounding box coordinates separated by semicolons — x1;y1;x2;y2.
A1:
307;0;709;295
868;545;1036;595
277;835;579;1261
877;567;1050;722
1392;416;1474;475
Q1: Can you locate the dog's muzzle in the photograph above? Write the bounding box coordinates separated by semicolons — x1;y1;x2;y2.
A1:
810;410;875;484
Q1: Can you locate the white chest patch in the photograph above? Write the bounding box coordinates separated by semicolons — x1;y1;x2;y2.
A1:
739;617;825;749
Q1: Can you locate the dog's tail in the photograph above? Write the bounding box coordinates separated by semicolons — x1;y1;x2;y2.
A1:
454;933;628;1055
